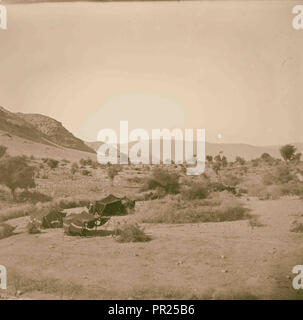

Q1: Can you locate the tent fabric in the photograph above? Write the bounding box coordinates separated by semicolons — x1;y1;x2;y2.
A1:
39;210;66;229
63;211;98;235
89;194;127;216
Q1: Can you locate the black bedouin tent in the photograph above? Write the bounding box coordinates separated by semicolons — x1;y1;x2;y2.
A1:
88;194;128;216
63;211;99;235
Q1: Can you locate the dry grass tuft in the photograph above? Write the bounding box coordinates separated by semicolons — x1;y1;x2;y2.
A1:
114;222;152;243
137;193;250;224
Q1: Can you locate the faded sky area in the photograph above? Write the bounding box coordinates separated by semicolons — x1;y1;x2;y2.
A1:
0;1;302;145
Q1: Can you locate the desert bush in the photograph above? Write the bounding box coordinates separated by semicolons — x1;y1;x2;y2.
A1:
262;173;274;186
0;223;15;239
114;222;151;243
210;182;236;195
138;194;250;224
26;217;41;234
17;190;52;204
136;189;166;201
181;182;209;200
79;158;93;166
260;153;274;165
81;169;92;176
235;156;246;165
247;183;283;200
45;158;59;169
262;166;295;186
222;174;241;187
142;167;180;194
90;161;99;169
274;165;294;184
280;144;297;162
251;159;259;167
280;181;303;196
290;221;303;233
261;166;303;196
264;185;284;200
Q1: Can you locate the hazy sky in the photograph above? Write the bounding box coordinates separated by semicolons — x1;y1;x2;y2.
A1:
0;1;302;145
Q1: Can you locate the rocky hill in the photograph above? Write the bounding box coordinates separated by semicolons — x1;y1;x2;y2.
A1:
0;106;95;155
17;113;94;153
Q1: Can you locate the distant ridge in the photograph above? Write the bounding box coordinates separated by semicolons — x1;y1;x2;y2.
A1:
86;140;303;161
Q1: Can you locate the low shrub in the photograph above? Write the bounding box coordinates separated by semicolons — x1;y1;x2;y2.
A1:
210;182;236;195
45;158;59;169
138;194;250;224
262;173;274;186
81;169;92;176
0;223;15;239
274;165;294;184
142;168;180;194
290;221;303;233
181;182;209;200
222;174;241;187
280;181;303;196
17;190;52;204
114;222;151;243
79;158;93;166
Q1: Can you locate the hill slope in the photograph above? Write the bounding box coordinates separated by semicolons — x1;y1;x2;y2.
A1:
17;113;94;153
0;106;95;158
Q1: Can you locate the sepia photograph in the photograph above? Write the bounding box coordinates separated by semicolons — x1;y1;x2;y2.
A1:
0;0;303;304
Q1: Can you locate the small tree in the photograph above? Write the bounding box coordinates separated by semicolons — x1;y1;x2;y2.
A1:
280;144;297;162
0;156;36;200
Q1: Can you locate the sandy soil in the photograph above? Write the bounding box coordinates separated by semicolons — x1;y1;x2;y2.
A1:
0;197;303;300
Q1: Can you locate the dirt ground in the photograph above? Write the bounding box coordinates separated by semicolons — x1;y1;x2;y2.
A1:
1;196;303;300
